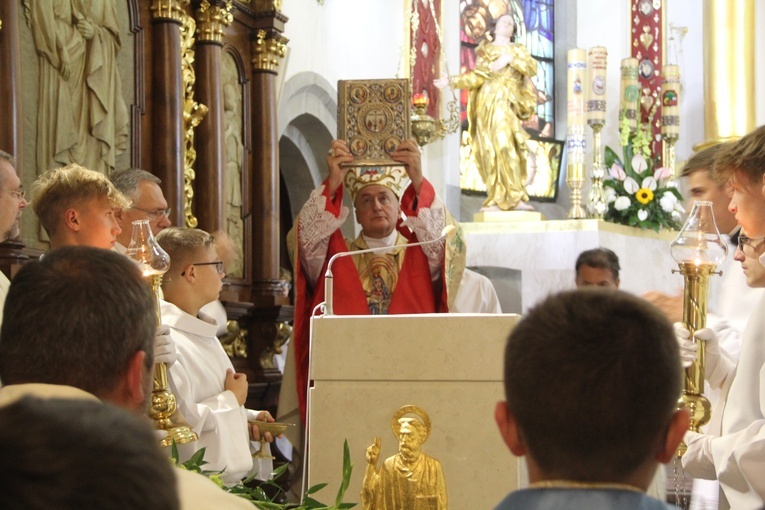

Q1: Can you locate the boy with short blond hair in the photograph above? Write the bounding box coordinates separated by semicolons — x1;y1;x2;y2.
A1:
30;163;129;249
156;227;275;485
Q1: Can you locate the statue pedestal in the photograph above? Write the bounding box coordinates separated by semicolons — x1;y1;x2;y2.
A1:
473;210;545;222
307;313;521;509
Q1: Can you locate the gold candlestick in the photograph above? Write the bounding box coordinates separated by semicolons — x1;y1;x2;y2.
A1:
567;48;587;219
127;220;198;447
670;201;727;456
587;121;607;218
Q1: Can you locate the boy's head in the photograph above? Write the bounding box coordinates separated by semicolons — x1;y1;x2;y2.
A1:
713;125;765;238
495;289;688;488
681;144;737;235
156;227;224;307
31;164;130;249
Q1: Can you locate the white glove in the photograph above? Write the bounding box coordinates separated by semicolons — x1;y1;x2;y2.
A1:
673;322;698;368
681;430;717;480
154;325;176;366
673;323;722;378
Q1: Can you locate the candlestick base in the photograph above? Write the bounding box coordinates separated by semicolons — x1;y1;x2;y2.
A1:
567;163;586;219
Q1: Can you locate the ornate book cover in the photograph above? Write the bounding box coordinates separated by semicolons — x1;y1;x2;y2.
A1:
337;79;411;167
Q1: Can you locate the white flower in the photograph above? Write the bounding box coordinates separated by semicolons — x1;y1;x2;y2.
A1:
624;177;640;194
659;193;676;213
614;196;631;211
674;201;686;214
609;163;626;180
605;187;617;203
641;176;657;191
637;209;648;221
632;154;648;173
654;166;671;180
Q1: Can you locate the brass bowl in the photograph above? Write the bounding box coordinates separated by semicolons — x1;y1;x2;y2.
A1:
250;420;289;436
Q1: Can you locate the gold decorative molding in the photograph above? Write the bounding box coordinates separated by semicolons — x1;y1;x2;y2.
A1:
180;11;207;228
196;0;234;43
252;30;287;73
259;322;291;369
251;0;283;12
150;0;189;22
220;319;249;358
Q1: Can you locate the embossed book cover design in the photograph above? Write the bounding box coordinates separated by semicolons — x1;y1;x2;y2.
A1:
338;79;411;166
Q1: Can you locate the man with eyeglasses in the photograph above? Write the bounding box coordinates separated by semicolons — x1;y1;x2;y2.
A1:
110;168;172;253
677;125;765;510
0;151;28;325
156;227;277;485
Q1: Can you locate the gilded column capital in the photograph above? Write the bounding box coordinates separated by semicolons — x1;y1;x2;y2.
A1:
196;0;234;43
252;30;287;73
151;0;190;22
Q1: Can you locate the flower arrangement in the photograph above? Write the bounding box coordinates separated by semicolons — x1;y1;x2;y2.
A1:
603;114;684;231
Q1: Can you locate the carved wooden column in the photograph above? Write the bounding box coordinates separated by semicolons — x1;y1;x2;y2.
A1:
0;1;29;274
0;1;22;163
192;1;232;233
249;3;287;306
150;1;186;226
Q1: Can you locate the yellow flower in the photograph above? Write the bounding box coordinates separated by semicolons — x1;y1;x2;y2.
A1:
636;188;654;204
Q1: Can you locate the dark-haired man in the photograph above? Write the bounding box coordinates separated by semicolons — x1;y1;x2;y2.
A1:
0;246;255;510
574;247;620;288
494;289;688;509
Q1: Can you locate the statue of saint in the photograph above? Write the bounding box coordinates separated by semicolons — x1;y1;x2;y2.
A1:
362;407;447;510
25;0;128;176
436;13;538;211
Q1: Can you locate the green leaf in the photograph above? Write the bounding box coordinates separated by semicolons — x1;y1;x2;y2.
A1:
301;496;328;509
306;483;328;495
171;440;180;464
604;146;623;171
335;440;353;507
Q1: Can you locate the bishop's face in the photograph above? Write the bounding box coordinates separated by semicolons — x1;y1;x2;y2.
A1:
354;185;400;239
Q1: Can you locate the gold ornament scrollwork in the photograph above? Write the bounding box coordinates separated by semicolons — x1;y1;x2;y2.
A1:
220;319;249;359
180;11;207;228
259;322;292;369
151;0;188;22
196;0;234;43
252;30;287;73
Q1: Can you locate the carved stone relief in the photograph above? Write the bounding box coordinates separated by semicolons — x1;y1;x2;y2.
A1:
222;52;244;278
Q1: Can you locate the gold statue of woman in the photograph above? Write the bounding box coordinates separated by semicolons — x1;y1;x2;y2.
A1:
437;13;538;211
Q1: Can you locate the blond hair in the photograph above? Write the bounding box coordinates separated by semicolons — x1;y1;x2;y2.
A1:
155;227;215;276
31;164;130;236
713;125;765;186
680;143;725;179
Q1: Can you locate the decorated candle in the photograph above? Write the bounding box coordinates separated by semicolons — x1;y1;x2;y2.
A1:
587;46;607;124
660;65;680;139
620;58;639;130
567;49;587;173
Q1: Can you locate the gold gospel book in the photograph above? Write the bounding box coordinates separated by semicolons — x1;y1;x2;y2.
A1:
337;78;411;167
